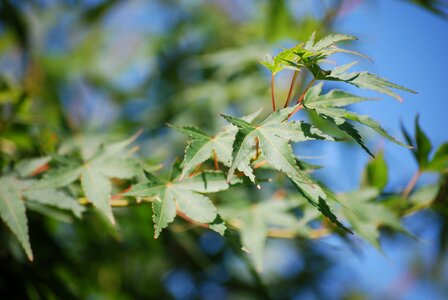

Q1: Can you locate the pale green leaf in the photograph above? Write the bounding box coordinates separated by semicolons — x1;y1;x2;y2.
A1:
306;34;357;52
15;156;51;177
126;170;229;237
304;83;371;108
407;184;439;213
32;166;82;189
101;130;142;158
152;190;176;239
23;188;85;218
81;166;114;225
303;85;409;152
0;177;33;261
340;189;406;248
320;66;417;102
241;208;266;272
91;158;139;179
173;189;216;223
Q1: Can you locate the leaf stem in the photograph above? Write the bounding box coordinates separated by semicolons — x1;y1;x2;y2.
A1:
271;73;276;111
253;137;261;161
177;210;209;228
283;71;298;108
30;163;50;176
296;77;316;105
253;160;267;169
288;78;317;120
402;170;422;198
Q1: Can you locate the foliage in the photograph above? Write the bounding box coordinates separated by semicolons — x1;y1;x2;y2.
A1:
1;30;444;268
0;1;447;299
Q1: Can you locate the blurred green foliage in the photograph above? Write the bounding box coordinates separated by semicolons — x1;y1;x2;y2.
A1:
0;1;447;299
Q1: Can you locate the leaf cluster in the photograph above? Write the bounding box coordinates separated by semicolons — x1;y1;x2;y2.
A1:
2;32;446;273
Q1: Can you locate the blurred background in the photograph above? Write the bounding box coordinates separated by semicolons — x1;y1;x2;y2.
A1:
0;0;447;299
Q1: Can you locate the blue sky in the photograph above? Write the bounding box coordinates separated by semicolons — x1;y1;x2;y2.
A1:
323;1;448;298
305;0;448;192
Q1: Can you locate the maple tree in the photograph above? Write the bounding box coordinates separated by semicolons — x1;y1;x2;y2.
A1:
1;1;447;299
1;32;446;270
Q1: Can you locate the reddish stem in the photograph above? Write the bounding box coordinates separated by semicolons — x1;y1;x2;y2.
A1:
288;104;304;120
296;78;316;105
284;71;298;108
288;78;317;119
177;210;209;228
253;160;267;169
402;170;422;198
30;163;50;176
271;73;276;111
111;186;132;200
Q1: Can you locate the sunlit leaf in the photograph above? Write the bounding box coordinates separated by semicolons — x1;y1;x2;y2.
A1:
126;170;232;238
0;177;33;261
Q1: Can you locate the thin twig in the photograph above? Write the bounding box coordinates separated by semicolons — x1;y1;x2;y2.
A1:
288;78;317;119
284;71;299;108
402;170;422;198
288;104;304;120
296;78;316;105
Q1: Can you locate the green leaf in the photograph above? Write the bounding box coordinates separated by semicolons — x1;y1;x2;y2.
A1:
260;48;299;74
314;113;374;157
223;108;350;232
33;166;83;189
152;189;176;238
126;171;231;238
304;83;371;108
91;158;140;179
305;33;357;52
303;84;409;154
223;106;334;181
241;207;267;272
0;177;33;261
316;64;417;102
30;134;140;225
339;189;406;248
15;156;51;177
81;165;114;224
173;189;216;223
414;115;432;169
362;150;388;190
173;126;235;179
222;199;316;271
407;184;440;214
427;143;448;172
100;130;142;158
23;188;85;218
173;109;262;179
